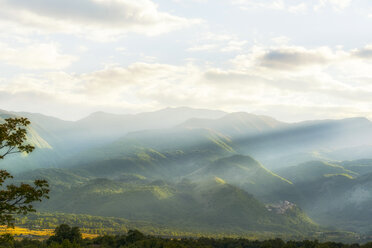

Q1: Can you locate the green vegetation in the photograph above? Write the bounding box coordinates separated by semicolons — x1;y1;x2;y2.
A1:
0;224;368;248
3;109;372;241
0;118;49;226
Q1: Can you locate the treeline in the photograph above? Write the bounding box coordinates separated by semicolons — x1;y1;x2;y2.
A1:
0;225;371;248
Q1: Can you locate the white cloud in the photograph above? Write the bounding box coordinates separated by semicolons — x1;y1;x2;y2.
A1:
0;42;77;70
232;0;352;12
2;44;372;121
314;0;352;11
0;0;200;41
352;45;372;59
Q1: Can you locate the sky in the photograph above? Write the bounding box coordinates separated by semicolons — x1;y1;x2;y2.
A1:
0;0;371;122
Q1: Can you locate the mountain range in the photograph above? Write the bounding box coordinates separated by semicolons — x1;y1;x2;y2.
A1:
2;107;372;237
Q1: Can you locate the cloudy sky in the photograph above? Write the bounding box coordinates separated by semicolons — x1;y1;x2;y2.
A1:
0;0;371;121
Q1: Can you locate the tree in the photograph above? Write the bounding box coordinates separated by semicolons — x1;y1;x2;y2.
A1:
48;224;82;244
0;117;49;227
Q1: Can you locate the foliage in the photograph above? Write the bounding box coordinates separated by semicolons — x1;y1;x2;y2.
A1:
47;224;82;245
0;226;370;248
0;118;49;226
0;118;35;160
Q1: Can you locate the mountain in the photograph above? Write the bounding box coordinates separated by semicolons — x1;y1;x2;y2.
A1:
337;159;372;175
19;170;317;235
12;107;226;155
276;161;358;184
6;107;372;171
5;107;372;236
188;155;297;202
234;117;372;169
0;110;57;172
274;159;372;233
68;127;235;179
179;112;286;137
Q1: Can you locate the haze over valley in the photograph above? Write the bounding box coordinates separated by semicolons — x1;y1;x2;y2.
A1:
1;107;372;240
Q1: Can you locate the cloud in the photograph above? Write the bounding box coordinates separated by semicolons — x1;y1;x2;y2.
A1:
314;0;352;11
0;0;199;41
2;43;372;122
352;45;372;59
232;0;286;11
232;0;352;12
0;42;77;70
253;46;337;70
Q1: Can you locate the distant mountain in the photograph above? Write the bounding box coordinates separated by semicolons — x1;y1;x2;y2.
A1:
179;112;286;137
337;159;372;175
276;161;358;184
68;127;235;179
5;107;372;171
234;117;372;169
72;107;225;144
11;107;226;155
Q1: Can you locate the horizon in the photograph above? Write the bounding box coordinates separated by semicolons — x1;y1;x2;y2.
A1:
1;106;372;123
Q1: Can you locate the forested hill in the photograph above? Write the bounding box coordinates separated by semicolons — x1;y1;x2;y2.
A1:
3;107;372;240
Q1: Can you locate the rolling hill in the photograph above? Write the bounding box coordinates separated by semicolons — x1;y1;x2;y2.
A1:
188;155;297;202
21;172;317;235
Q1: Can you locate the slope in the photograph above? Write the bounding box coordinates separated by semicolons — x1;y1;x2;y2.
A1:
30;174;317;235
0;110;56;172
188;155;297;202
276;161;358;184
179;112;286;138
68;127;235;179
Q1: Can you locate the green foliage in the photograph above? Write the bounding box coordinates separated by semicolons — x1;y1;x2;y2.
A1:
0;229;370;248
0;118;49;227
0;118;34;159
47;224;82;245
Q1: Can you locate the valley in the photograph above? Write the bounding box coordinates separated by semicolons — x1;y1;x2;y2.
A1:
1;107;372;242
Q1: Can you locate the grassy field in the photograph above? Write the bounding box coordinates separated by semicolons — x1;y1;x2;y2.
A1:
0;226;98;239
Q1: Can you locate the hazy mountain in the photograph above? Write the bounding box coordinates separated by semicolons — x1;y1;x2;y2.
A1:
275;159;372;233
6;107;372;171
337;159;372;175
68;127;235;179
69;107;225;148
179;112;286;137
11;107;226;155
299;171;372;233
234;117;372;169
188;155;297;202
0;110;57;172
22;170;317;235
276;161;358;184
4;107;372;236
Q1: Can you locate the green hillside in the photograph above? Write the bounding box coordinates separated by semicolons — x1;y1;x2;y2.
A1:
276;161;358;184
188;155;297;202
68;128;235;179
21;170;317;235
